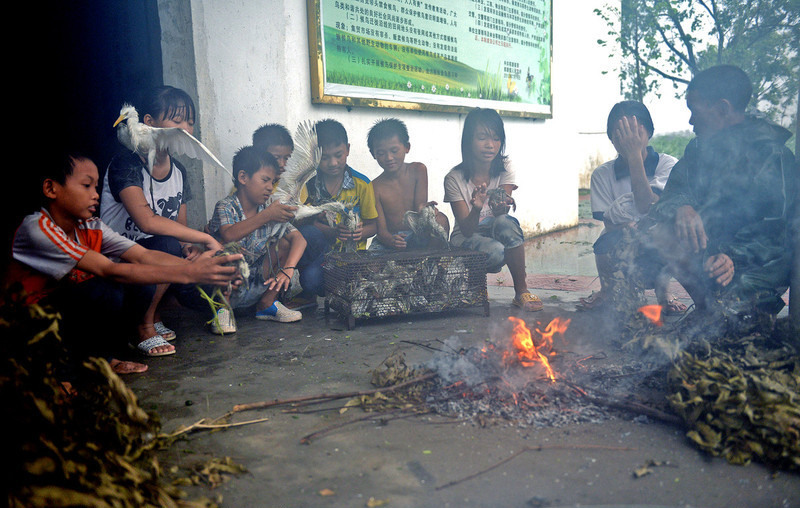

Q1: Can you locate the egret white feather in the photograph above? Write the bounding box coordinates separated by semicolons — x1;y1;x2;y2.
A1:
261;121;346;243
113;104;231;179
271;120;346;220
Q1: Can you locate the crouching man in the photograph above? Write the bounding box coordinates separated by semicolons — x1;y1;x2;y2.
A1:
635;65;797;322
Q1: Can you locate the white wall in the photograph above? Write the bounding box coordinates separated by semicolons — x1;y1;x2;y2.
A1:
168;0;627;237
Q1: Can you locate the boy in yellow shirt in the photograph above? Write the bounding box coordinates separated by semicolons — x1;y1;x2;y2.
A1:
295;119;377;297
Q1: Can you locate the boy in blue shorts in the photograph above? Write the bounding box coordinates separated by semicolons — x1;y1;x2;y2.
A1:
295;119;378;298
207;146;306;322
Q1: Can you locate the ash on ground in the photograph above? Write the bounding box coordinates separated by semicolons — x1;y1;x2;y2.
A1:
421;335;671;428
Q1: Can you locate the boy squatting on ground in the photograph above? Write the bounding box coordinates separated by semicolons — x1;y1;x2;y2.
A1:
6;151;241;374
367;118;450;251
207;147;307;323
294;118;378;298
579;100;684;314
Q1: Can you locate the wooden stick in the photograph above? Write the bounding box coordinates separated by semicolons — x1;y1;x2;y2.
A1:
399;340;445;352
435;444;636;490
161;416;270;439
231;372;436;413
299;410;423;445
300;413;381;445
582;394;682;426
561;379;683;426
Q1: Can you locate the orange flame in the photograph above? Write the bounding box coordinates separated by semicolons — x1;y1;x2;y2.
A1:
506;316;570;382
535;317;571;348
638;305;663;326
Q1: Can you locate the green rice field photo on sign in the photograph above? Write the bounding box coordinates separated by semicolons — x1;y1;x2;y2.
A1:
307;0;553;118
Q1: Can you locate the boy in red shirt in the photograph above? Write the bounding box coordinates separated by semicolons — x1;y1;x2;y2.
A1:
7;150;241;372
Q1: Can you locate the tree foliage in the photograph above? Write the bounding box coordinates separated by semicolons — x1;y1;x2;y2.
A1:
596;0;800;126
651;131;694;158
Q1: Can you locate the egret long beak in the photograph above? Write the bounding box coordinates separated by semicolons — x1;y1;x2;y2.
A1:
113;114;125;128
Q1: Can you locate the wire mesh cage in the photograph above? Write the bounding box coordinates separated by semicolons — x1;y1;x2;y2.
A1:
323;249;489;329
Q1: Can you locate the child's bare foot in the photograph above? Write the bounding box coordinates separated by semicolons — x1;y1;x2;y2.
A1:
109;358;149;374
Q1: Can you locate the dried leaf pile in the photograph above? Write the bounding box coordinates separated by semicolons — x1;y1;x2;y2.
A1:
171;457;248;490
1;291;242;507
344;353;435;413
667;323;800;469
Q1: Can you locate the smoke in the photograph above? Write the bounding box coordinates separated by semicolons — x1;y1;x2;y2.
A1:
423;321;558;391
424;336;487;387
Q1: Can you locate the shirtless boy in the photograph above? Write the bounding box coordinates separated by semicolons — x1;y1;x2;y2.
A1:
367;118;449;250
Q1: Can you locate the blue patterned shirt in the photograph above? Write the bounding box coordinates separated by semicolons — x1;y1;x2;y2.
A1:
207;194;296;260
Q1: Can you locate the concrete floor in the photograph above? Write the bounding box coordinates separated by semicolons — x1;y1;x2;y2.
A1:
125;222;799;508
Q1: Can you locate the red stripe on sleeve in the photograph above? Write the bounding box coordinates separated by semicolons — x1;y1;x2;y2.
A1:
37;215;88;261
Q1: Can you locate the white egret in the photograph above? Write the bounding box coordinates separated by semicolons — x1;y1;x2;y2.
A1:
262;121;346;243
113;104;231;178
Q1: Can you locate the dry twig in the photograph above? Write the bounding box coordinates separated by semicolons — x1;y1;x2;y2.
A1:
436;443;636;490
231;373;436;413
161;416;271;440
561;379;683;426
299;410;424;444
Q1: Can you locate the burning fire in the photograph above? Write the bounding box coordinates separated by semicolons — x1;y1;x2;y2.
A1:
504;316;571;382
638;305;663;326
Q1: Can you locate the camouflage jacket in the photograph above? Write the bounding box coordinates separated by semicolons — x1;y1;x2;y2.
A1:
649;116;798;302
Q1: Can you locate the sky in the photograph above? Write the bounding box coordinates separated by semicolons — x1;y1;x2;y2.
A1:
645;89;693;134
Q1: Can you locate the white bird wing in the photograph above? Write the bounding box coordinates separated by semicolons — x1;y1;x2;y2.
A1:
152;127;231;178
272;121;320;206
293;200;346;222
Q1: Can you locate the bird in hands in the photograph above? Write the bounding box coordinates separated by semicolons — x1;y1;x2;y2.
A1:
272;121;346;221
113;104;231;178
260;120;347;244
404;204;450;248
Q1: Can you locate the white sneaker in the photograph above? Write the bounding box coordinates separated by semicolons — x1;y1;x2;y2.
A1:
255;301;302;322
210;307;237;334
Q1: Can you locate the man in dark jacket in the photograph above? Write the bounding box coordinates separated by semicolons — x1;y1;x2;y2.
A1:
644;65;797;316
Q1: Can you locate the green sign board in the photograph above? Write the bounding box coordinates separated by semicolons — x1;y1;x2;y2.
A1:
307;0;553;118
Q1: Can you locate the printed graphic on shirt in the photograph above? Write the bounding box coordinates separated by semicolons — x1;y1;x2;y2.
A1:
100;150;189;242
